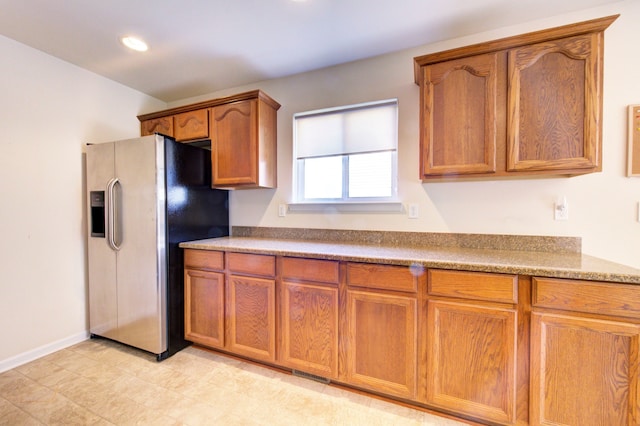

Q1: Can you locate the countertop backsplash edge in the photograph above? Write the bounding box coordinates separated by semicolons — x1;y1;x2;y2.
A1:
231;226;581;254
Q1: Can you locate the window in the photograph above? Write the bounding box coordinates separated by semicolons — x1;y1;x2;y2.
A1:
293;99;398;203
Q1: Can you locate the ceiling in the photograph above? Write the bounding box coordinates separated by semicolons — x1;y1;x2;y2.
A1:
0;0;619;103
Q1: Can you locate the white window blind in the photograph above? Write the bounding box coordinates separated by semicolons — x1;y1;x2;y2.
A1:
295;100;397;158
293;99;398;203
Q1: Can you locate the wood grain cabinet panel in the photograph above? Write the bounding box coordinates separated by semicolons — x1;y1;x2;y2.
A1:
184;249;224;272
280;280;338;378
140;117;173;137
533;277;640;318
530;312;640;426
508;33;602;172
426;300;517;425
280;257;339;378
414;15;617;180
184;268;225;349
281;257;339;284
174;109;209;141
347;262;418;293
138;90;280;189
420;52;501;176
346;289;417;400
428;269;517;303
210;100;256;187
228;252;275;277
210;95;278;189
227;274;276;362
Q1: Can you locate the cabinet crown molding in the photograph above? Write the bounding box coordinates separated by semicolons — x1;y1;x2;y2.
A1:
413;14;619;84
137;89;281;121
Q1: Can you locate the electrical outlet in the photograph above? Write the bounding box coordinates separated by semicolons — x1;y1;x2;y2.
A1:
408;204;419;219
278;204;287;217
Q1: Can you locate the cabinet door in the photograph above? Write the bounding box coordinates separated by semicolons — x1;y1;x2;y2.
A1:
281;281;339;379
531;312;640;426
508;33;601;172
141;117;173;137
421;52;501;176
184;269;225;349
346;289;417;399
426;300;517;425
227;274;276;362
174;109;209;141
210;100;258;187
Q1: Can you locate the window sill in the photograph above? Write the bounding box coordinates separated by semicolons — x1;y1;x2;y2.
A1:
286;202;405;213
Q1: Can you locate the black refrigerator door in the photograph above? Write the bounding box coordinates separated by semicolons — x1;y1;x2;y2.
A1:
163;137;229;358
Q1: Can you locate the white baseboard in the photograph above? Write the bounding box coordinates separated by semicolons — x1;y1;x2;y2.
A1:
0;331;90;373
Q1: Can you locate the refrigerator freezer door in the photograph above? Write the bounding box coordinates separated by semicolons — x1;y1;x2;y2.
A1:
114;136;167;355
86;142;118;340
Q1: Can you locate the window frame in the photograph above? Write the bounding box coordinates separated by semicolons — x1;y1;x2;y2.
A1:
292;99;399;205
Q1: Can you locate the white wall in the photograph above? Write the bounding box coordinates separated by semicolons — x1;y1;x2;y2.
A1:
0;35;166;369
170;0;640;269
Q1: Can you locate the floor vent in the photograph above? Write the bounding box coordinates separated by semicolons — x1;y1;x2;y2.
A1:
292;369;330;384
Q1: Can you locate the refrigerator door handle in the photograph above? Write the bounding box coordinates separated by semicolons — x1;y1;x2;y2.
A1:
106;177;121;251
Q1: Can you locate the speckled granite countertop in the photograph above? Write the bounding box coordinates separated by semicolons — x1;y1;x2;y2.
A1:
179;227;640;284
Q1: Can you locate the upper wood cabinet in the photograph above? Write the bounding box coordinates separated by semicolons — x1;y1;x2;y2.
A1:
508;33;601;172
414;15;617;181
421;52;503;176
174;109;209;142
141;116;173;138
138;90;280;189
210;96;278;189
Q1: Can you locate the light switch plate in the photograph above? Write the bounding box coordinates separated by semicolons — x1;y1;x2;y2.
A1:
554;196;569;221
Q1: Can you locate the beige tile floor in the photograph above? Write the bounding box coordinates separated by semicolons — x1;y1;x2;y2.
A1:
0;339;471;425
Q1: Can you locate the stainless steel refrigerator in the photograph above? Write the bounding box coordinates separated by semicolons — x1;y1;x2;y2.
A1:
85;134;228;360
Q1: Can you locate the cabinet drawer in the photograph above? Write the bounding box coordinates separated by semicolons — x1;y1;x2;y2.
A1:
228;252;275;277
347;263;417;293
174;109;209;141
282;257;339;284
184;249;224;271
428;269;517;304
533;277;640;318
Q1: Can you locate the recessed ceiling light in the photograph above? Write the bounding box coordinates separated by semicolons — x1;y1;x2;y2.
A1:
121;36;148;52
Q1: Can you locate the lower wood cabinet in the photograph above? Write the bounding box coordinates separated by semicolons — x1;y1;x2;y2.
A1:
184;249;225;349
345;262;420;400
531;277;640;426
530;312;640;426
184;268;225;349
227;253;277;363
346;288;418;400
227;274;276;362
183;249;640;426
426;300;517;424
425;269;521;425
279;257;339;379
183;249;277;363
